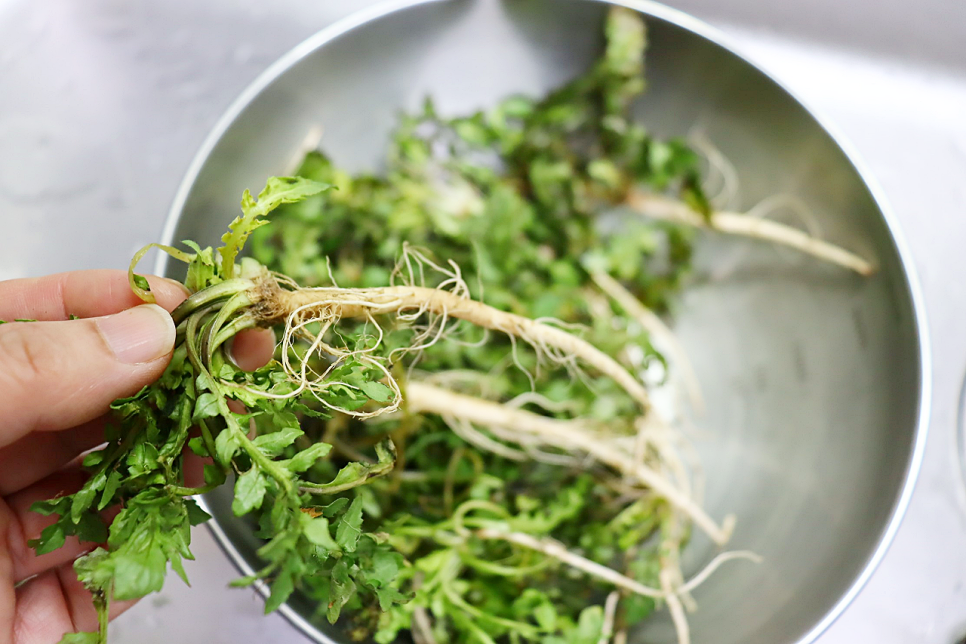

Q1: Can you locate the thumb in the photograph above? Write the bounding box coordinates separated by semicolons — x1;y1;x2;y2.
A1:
0;304;175;446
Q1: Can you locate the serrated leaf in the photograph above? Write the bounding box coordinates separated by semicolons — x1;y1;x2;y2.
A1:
112;544;167;600
232;468;267;516
170;555;190;586
125;442;160;477
335;497;364;552
302;516;340;552
81;450;105;468
283;441;331;473
192;393;220;421
74;512;108;544
359;380;392;403
321;497;349;517
30;497;69;517
30;522;66;555
252;425;303;457
220;176;330;279
215;429;239;467
71;486;98;523
326;559;356;623
187;436;208;458
98;471;122;512
185;499;212;526
203;463;226;487
375;586;409;611
365;550;400;588
265;562;298;614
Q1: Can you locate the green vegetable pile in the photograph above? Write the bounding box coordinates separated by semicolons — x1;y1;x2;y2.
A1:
33;7;872;644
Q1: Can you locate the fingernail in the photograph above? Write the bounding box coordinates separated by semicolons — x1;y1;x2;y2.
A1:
162;277;192;297
97;304;175;364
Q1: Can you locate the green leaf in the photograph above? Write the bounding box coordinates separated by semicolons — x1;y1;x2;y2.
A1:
335;497;364;552
185;499;212;526
232;468;268;516
326;559;356;623
71;487;98;524
203;463;226;487
229;574;259;588
82;450;105;468
170;561;190;589
30;497;69;517
375;586;408;611
534;602;558;631
214;429;240;467
182;241;218;292
127;243;191;303
98;471;122;511
302;516;340;552
73;547;114;591
30;523;66;555
359;380;392;403
219;176;330;279
125;442;160;477
265;564;297;614
365;550;400;587
187;436;208;458
283;442;332;473
573;605;605;644
320;497;349;517
192;393;220;421
112;545;167;600
252;425;303;457
74;512;108;544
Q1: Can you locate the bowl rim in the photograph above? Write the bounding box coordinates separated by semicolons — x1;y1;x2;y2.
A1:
156;1;932;642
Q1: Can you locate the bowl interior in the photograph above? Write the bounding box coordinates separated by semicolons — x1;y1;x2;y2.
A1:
160;1;924;642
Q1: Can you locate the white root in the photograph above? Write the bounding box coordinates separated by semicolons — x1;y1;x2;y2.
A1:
660;566;690;644
599;591;621;644
688;129;739;210
405;382;732;546
273;284;652;410
677;550;762;594
474;528;758;613
590;270;704;415
625;190;876;276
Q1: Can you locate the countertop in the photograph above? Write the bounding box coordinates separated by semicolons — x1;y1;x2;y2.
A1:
1;0;964;641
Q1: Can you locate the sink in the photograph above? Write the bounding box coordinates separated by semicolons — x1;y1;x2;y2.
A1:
0;1;963;642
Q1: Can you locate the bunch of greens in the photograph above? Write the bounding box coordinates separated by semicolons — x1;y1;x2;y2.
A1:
32;177;411;644
33;6;872;644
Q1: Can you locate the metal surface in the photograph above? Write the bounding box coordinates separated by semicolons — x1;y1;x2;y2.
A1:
1;1;964;643
157;2;926;644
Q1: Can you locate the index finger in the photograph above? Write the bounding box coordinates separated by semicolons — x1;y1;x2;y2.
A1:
0;270;189;321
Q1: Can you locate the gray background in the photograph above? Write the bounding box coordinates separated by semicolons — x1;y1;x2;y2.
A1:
0;0;963;641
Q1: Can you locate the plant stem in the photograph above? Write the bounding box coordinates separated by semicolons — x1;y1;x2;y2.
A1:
171;278;254;324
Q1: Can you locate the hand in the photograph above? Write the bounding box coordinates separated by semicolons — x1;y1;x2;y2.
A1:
0;270;274;644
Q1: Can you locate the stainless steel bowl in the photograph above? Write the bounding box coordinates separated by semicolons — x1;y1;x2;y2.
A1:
156;1;930;642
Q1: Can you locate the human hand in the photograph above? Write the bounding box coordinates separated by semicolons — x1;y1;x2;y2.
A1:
0;270;274;644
